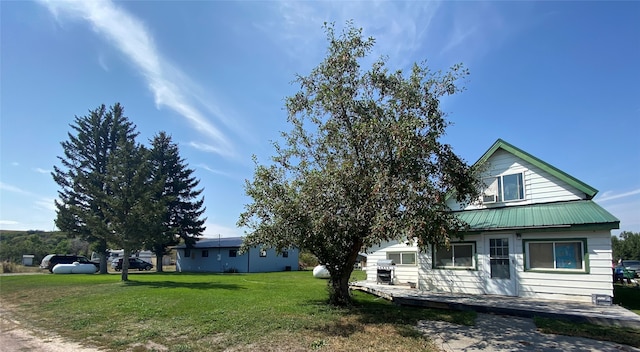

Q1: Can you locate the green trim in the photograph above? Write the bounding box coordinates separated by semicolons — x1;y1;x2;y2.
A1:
522;238;590;274
475;139;598;199
432;241;478;271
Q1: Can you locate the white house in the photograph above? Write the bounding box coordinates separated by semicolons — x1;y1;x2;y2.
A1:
175;237;299;273
366;139;619;302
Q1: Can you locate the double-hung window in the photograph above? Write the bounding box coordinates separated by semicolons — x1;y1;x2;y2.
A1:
525;239;586;272
483;173;525;203
387;252;416;265
434;243;476;269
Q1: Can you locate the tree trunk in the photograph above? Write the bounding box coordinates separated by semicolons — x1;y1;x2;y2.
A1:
98;252;108;274
121;248;130;281
327;240;362;306
156;253;163;272
329;273;353;306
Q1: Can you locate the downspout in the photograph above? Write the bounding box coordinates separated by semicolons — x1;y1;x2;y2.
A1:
247;248;250;273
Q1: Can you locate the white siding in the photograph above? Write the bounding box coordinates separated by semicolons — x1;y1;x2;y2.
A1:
447;150;586;211
416;231;613;302
517;231;613;302
418;236;486;295
365;240;418;285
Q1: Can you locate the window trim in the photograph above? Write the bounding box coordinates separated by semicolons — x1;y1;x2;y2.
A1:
482;172;525;204
523;238;589;273
432;242;477;270
386;251;417;266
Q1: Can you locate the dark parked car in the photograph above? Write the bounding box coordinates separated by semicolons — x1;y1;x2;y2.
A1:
112;258;153;271
40;254;99;273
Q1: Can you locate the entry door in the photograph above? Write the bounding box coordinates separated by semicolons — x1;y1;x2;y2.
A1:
484;235;517;296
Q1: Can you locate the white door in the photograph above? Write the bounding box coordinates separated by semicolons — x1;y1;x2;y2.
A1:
484;234;517;296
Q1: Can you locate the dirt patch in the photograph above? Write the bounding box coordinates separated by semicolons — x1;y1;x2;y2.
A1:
0;306;102;352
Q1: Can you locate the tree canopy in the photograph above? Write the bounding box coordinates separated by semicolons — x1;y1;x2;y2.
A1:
53;103;206;280
146;132;206;272
52;103;137;273
238;22;480;306
612;231;640;261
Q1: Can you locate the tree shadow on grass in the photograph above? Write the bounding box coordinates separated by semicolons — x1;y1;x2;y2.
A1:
305;291;476;339
124;280;246;290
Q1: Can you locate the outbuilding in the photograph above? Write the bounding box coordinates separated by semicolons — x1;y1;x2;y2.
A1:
174;237;299;273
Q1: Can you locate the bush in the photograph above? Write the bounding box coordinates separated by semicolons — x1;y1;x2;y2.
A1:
299;251;319;269
2;261;16;273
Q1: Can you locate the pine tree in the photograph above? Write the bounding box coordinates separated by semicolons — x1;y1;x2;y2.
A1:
52;103;138;274
147;132;206;272
103;138;159;281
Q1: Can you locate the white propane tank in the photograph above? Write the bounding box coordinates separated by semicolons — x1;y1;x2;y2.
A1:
312;265;330;279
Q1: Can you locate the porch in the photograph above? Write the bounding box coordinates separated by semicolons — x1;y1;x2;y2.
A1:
350;281;640;329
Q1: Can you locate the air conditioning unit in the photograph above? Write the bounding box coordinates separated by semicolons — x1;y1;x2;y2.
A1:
483;193;497;203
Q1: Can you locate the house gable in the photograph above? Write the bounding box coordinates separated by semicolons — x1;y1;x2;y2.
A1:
475;139;598;200
448;139;599;211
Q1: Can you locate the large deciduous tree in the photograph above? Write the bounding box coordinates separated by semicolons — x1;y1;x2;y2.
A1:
52;103;138;273
146;132;206;272
238;23;480;306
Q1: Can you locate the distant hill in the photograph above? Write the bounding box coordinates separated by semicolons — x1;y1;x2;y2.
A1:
0;230;90;264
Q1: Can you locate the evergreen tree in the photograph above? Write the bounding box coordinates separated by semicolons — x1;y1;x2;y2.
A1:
52;103;138;273
147;132;206;272
103;139;159;281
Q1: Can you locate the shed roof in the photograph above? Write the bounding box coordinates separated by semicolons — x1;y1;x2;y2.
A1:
174;237;244;249
455;200;619;233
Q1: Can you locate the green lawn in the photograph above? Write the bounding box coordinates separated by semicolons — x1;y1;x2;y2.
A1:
0;271;474;352
534;284;640;348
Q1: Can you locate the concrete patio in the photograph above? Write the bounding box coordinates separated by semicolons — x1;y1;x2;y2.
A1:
350;281;640;329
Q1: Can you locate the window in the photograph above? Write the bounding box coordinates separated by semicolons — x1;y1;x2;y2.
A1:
482;173;524;203
202;250;209;258
259;249;267;257
184;249;191;257
387;252;416;265
229;249;237;257
525;240;585;271
434;243;475;269
282;251;289;258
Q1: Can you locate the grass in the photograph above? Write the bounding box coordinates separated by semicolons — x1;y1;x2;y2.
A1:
534;284;640;348
0;270;474;351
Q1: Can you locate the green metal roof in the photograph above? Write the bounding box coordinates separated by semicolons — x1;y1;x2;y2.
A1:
476;139;599;199
455;200;619;233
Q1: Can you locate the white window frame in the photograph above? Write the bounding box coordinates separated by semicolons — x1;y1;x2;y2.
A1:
482;172;525;204
433;242;476;269
386;251;417;266
524;239;587;272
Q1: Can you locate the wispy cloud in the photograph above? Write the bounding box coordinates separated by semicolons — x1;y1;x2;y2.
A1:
0;220;19;226
33;167;51;174
0;182;32;195
35;198;57;212
196;164;232;178
39;0;236;158
597;188;640;202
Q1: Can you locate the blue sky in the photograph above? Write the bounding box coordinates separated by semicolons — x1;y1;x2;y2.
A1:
1;1;638;238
